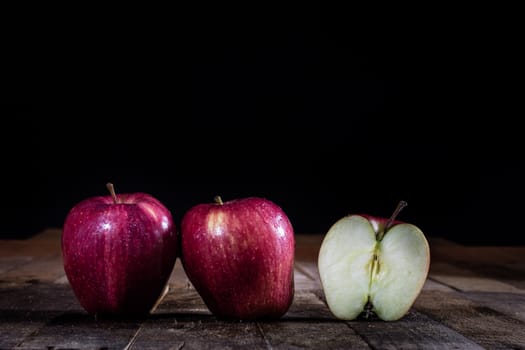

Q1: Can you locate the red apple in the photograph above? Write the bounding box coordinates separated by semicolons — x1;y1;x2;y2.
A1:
62;183;177;316
180;196;295;320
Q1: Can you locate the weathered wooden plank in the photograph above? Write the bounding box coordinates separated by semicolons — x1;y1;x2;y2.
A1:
430;242;525;266
0;232;523;350
157;287;333;319
0;256;32;274
283;291;335;320
461;292;525;323
430;262;525;294
0;284;81;349
428;238;525;290
0;283;81;311
159;288;333;320
53;274;70;285
422;278;456;292
294;234;324;263
27;227;63;242
0;254;65;284
160;276;330;318
0;228;62;257
259;321;371;349
348;310;484;350
168;260;192;289
294;261;321;283
127;317;187;350
0;310;54;349
130;317;267;350
453;262;525;290
415;290;525;349
16;312;145;350
310;277;484;350
3;280;171;350
133;318;369;350
132;289;338;349
155;287;210;315
294;264;321;292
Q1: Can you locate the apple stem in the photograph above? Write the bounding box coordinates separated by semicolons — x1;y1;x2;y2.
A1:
214;195;224;205
379;200;408;240
106;182;120;204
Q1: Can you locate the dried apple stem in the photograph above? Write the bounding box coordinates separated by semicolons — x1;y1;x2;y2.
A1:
214;195;224;205
379;200;408;240
106;182;120;204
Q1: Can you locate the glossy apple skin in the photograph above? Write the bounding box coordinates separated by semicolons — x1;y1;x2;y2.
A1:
181;197;295;320
62;193;177;316
360;214;403;235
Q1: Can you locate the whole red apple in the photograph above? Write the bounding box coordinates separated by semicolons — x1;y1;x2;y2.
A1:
180;196;295;320
62;183;177;316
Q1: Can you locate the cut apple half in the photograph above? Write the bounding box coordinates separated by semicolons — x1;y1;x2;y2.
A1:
318;213;430;321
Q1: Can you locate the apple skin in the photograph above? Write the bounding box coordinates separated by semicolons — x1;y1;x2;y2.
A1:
360;214;402;236
180;197;295;320
318;212;430;321
62;192;177;316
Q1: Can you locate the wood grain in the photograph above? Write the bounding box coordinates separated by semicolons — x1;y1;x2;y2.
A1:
0;284;81;349
430;262;525;294
16;313;144;350
0;254;64;284
0;231;524;349
0;256;32;275
415;290;525;349
348;310;484;350
259;321;371;349
131;317;267;350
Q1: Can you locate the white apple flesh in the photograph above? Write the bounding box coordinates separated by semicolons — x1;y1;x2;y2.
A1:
318;205;430;321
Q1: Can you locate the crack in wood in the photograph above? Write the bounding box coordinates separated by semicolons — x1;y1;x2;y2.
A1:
123;325;143;350
256;323;273;350
427;276;463;292
294;263;317;281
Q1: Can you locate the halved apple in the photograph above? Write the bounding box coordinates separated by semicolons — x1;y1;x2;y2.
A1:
318;202;430;321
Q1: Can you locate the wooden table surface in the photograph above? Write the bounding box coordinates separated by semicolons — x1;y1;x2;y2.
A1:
1;229;525;349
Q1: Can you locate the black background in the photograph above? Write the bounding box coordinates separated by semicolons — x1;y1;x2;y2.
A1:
2;5;523;244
